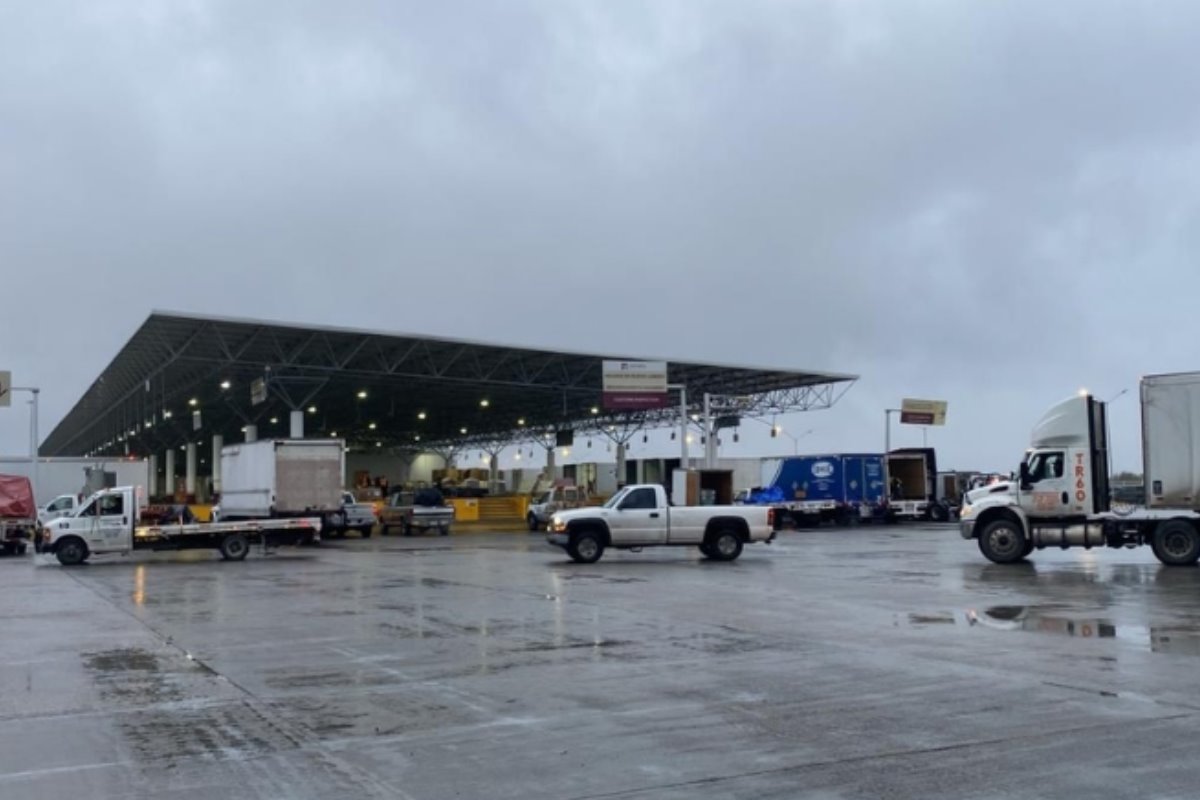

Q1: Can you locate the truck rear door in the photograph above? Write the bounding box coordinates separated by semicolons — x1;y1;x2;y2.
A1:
607;486;666;545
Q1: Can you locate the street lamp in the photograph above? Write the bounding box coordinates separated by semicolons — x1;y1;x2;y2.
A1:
9;386;40;504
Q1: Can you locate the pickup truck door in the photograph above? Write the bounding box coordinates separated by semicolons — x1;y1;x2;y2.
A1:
607;487;666;545
75;492;132;553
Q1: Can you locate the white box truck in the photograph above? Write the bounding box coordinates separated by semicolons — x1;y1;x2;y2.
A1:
217;440;345;533
961;372;1200;566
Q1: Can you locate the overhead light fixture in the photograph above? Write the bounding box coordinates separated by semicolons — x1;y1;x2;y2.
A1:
671;431;676;440
220;380;231;390
368;422;377;430
514;453;522;461
590;407;599;415
460;427;468;434
561;448;570;457
642;434;648;443
188;398;198;407
330;431;337;437
414;435;421;442
240;426;247;433
517;418;526;426
163;411;173;419
733;432;739;443
418;411;427;420
376;441;382;447
480;399;490;408
308;406;317;414
357;390;368;399
771;425;781;438
607;425;615;432
269;417;278;424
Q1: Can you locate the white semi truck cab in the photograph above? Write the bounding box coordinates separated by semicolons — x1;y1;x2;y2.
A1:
961;372;1200;566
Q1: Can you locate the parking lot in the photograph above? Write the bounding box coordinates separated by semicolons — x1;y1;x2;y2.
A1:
4;524;1200;799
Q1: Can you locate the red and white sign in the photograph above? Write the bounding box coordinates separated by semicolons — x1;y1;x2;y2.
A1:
602;360;668;410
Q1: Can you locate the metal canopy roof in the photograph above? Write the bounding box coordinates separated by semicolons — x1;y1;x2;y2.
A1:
42;311;857;457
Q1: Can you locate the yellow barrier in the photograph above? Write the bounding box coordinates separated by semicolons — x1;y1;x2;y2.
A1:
449;498;479;522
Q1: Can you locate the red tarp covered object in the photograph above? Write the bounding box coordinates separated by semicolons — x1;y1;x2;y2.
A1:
0;475;36;519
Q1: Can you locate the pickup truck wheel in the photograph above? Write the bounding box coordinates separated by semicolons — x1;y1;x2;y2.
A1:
219;533;250;561
709;530;743;561
698;543;715;559
402;523;413;537
567;530;604;564
1152;520;1200;566
16;542;27;556
56;536;88;566
977;518;1027;564
527;514;539;532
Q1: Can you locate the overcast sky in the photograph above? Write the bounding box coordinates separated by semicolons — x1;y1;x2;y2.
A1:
3;1;1198;474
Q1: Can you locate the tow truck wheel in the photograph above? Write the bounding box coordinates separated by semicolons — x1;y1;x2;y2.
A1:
219;533;250;561
978;518;1027;564
1152;520;1200;566
708;529;744;562
567;530;605;564
56;536;88;567
527;514;539;532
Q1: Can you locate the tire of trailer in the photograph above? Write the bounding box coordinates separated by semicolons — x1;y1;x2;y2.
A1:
219;533;250;561
55;536;88;567
930;503;949;523
977;517;1028;564
1151;519;1200;566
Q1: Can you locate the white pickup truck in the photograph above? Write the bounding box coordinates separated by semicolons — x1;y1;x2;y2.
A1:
547;484;776;563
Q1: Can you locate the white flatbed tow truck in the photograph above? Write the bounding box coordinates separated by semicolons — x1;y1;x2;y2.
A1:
37;485;320;566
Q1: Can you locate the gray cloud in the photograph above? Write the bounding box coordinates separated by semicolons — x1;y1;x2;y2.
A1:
3;1;1199;472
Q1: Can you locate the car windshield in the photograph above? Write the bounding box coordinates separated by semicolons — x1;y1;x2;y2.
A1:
602;488;630;509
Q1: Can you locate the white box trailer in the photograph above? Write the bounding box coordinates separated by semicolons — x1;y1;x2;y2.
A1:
219;440;345;528
0;457;151;516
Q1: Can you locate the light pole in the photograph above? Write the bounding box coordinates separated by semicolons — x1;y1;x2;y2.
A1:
668;383;688;469
11;386;40;505
765;421;812;455
884;408;900;504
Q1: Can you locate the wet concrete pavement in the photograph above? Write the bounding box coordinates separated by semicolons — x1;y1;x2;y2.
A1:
4;525;1200;798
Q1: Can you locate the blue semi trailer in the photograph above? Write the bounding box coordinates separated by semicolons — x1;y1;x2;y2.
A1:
750;454;887;526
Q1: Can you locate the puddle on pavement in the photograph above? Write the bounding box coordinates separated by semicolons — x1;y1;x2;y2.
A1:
902;606;1200;656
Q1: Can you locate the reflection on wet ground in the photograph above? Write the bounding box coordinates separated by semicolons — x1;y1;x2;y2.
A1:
8;525;1200;798
902;604;1200;656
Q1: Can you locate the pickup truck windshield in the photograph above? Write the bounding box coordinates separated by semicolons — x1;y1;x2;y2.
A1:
602;488;630;509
